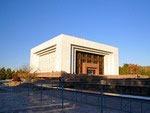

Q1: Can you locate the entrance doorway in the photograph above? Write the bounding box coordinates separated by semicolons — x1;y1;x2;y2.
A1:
87;67;96;75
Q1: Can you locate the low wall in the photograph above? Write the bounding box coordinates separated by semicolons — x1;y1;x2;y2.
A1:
63;82;150;97
36;72;150;79
36;72;62;78
103;75;150;79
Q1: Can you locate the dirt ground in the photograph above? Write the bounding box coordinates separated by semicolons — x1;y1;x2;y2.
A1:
0;83;149;113
0;90;102;113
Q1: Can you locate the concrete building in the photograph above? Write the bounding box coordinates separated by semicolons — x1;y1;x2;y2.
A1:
30;34;119;77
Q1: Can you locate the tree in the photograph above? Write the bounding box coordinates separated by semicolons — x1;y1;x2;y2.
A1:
141;66;150;76
16;66;37;82
119;64;150;76
119;64;129;75
6;68;12;79
128;64;140;75
0;67;6;80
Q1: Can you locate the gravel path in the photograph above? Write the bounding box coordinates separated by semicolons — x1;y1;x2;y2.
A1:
0;90;101;113
0;88;149;113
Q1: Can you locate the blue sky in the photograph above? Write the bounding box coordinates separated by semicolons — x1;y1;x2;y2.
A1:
0;0;150;69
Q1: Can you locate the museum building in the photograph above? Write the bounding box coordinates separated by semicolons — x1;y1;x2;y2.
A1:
30;34;119;77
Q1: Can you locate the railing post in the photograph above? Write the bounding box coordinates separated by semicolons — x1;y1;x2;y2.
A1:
19;81;21;92
75;83;77;102
120;98;123;111
100;85;103;113
129;99;132;113
61;82;64;113
98;85;100;106
40;81;43;101
141;102;143;113
11;86;13;92
50;82;53;103
28;82;29;96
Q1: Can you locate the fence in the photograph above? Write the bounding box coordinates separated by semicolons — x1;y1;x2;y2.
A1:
48;82;150;113
62;81;150;97
0;80;150;113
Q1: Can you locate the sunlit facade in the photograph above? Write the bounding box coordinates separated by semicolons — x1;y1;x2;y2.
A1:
30;34;119;76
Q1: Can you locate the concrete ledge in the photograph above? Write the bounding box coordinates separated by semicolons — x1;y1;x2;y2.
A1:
36;73;149;79
36;72;62;78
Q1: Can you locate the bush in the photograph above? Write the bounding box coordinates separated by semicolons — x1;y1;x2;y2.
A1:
12;75;21;81
16;66;37;82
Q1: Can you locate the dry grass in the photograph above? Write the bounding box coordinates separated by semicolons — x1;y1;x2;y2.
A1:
6;81;21;86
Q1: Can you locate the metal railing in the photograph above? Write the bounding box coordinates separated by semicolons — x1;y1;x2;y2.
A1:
1;81;150;113
50;82;150;113
32;81;150;113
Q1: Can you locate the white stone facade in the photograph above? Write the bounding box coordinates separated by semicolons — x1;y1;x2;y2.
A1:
30;34;119;75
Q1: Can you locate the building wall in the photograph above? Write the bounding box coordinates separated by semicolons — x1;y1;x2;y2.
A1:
60;34;119;75
30;34;119;75
30;35;62;73
38;52;55;72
